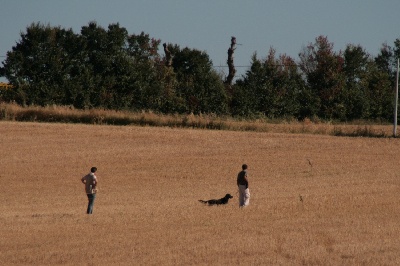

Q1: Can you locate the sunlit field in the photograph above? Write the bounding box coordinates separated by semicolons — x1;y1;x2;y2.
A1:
1;121;400;265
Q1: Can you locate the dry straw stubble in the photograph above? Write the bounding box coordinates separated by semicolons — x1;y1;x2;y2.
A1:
1;121;400;265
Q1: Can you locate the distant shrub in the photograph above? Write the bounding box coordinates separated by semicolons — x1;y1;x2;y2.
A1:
0;103;394;137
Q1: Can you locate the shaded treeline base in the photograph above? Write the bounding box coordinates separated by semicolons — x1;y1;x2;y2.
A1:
0;103;394;138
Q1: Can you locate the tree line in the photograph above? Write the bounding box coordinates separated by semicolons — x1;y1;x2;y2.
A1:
1;22;399;121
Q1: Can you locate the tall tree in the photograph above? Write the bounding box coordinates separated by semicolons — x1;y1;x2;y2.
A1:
365;63;393;120
375;43;395;79
233;49;306;118
171;46;228;114
125;31;162;111
262;49;304;118
376;39;400;89
394;38;400;64
342;44;371;120
369;41;398;120
79;22;125;108
299;36;345;119
3;23;78;105
232;53;263;116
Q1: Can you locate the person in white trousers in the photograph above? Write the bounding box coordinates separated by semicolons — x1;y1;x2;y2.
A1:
237;164;250;207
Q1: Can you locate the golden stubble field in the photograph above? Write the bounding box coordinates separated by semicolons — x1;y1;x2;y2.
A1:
1;121;400;265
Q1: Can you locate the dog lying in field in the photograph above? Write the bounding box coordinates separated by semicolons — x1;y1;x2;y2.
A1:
198;194;233;206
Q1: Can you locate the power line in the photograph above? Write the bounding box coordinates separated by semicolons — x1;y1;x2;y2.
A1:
0;54;353;69
214;65;251;68
213;64;301;68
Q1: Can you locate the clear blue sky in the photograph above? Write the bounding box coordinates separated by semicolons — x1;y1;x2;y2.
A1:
1;0;399;81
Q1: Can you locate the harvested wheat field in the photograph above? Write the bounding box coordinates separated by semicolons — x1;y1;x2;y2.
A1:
1;121;400;265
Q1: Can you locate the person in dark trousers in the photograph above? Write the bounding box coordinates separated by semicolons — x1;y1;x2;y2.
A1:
81;167;98;214
237;164;250;207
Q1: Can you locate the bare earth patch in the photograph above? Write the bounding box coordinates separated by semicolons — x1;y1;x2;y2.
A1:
1;121;399;265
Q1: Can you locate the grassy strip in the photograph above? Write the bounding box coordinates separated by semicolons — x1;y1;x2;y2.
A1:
0;103;394;137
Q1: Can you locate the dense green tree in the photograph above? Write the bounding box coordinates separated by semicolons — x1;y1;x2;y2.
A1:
299;36;345;119
55;27;89;107
80;22;126;108
262;49;305;118
155;65;184;113
2;22;165;110
3;23;77;105
365;63;393;120
369;42;398;120
170;46;228;114
229;83;254;116
232;53;263;116
125;31;163;111
342;44;371;120
375;39;400;88
375;43;395;79
394;38;400;64
234;49;307;119
2;22;399;121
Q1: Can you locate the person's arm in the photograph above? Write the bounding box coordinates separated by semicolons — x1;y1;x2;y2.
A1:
244;174;249;188
81;176;86;184
92;177;98;188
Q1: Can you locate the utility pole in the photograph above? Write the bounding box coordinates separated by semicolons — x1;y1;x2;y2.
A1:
394;59;399;137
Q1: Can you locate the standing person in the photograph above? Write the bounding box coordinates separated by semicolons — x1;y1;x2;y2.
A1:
237;164;250;207
81;167;98;214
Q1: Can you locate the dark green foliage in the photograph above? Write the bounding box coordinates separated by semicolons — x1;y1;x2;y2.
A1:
233;50;305;119
296;36;398;122
1;23;399;122
4;23;71;105
299;36;346;120
171;46;228;114
2;22;227;115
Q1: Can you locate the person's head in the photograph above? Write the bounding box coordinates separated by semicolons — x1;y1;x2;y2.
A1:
90;167;97;173
242;164;248;170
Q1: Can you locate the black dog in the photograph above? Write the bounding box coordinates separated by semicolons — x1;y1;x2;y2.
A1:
198;194;233;206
